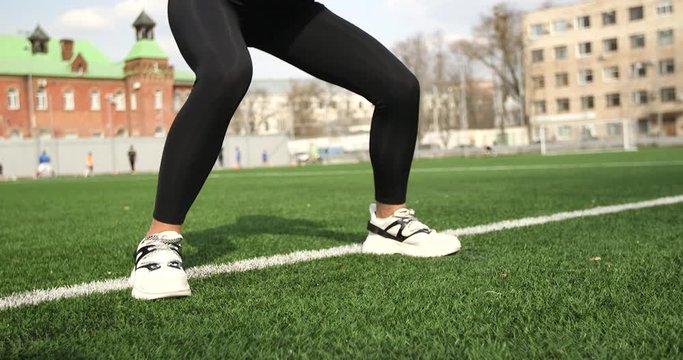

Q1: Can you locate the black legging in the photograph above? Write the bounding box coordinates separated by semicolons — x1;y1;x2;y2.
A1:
155;0;420;224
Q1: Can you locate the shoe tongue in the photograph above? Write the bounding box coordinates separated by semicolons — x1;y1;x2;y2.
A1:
392;208;414;218
146;231;183;244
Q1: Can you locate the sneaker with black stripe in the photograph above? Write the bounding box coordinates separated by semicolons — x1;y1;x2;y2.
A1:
362;203;461;257
129;231;191;300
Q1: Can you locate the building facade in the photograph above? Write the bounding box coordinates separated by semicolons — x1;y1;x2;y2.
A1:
523;0;683;141
0;12;194;140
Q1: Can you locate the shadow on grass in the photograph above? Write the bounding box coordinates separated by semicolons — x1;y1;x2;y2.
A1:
182;215;361;267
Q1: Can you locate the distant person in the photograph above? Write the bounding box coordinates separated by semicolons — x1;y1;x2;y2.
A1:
130;0;461;301
0;163;4;181
261;149;268;166
234;146;241;170
128;145;137;173
35;150;55;178
84;152;94;177
310;143;319;163
217;146;224;167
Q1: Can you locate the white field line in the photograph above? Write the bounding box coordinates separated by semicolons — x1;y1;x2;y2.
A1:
1;194;683;310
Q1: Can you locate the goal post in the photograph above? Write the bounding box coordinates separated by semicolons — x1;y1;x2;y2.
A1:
537;119;637;155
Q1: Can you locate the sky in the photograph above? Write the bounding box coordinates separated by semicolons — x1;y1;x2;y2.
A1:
1;0;576;79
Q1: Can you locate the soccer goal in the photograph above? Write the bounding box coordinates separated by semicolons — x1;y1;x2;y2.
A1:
537;119;637;155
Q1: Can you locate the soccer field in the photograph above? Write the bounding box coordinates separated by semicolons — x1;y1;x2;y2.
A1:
1;148;682;358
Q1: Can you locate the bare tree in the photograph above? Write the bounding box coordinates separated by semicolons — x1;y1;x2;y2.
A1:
455;3;528;144
287;81;323;138
230;89;274;135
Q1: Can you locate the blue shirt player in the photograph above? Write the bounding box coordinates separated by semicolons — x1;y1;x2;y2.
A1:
36;151;54;178
39;151;50;164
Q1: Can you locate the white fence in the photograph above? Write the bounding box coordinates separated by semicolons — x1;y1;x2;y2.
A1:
0;135;291;178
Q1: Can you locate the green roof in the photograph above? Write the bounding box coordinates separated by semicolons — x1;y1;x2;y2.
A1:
125;39;167;61
175;70;195;84
0;34;190;84
0;34;122;79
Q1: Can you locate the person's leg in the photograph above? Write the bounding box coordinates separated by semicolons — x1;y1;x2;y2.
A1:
251;3;459;257
133;0;253;300
251;3;419;218
150;0;253;235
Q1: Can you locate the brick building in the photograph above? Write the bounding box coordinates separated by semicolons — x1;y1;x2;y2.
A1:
0;12;195;139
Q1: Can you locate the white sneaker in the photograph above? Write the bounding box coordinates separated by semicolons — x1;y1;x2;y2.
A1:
362;204;461;257
129;231;192;300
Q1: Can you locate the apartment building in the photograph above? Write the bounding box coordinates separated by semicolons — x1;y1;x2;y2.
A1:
523;0;683;141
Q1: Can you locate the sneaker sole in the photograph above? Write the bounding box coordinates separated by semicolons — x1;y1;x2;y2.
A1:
129;269;192;300
131;287;192;300
361;233;461;257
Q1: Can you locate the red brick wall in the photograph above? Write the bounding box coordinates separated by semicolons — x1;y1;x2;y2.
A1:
37;77;130;138
124;58;176;137
0;76;30;138
0;71;191;139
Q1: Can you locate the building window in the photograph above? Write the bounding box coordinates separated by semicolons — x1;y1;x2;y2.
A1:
578;42;592;56
581;96;595;110
661;87;677;102
554;46;568;59
659;59;675;75
633;90;649;105
630;34;646;49
553;19;571;33
130;92;138;111
557;125;572;138
36;88;48;111
63;89;75;111
532;76;545;89
154;126;165;137
602;11;617;25
578;69;594;85
90;90;101;111
154;90;163;110
114;91;125;111
603;38;618;53
631;62;648;78
607;123;623;136
556;98;570;112
629;6;644;21
555;72;569;87
9;129;22;139
581;124;596;139
529;23;547;37
657;1;673;15
174;90;190;112
533;100;546;114
576;15;591;29
658;29;674;46
604;66;620;81
7;88;20;110
531;49;544;63
606;93;621;107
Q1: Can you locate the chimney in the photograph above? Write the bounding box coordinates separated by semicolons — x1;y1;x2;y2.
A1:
60;39;74;61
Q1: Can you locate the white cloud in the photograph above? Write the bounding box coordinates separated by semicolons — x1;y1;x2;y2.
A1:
59;8;114;30
58;0;166;31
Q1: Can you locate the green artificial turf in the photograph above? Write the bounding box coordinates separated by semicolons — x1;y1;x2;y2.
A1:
1;148;682;359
